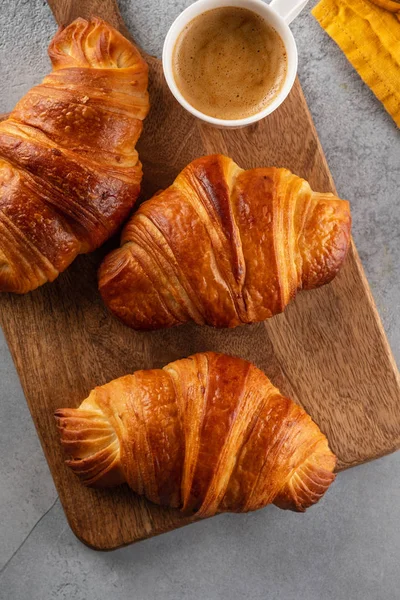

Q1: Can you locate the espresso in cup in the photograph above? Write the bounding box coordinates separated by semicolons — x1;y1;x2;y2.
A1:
172;6;288;120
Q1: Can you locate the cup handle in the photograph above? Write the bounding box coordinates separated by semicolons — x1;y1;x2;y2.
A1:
269;0;309;24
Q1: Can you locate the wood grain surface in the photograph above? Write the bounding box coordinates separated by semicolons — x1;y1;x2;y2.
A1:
0;0;399;550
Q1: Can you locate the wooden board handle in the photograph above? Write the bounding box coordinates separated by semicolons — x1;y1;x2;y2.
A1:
46;0;135;43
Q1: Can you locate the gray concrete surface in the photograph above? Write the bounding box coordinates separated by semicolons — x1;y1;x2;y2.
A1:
0;1;399;598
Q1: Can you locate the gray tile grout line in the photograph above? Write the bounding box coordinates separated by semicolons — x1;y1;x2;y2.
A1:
0;496;59;579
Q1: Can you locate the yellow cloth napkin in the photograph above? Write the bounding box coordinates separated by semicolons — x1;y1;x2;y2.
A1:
312;0;400;126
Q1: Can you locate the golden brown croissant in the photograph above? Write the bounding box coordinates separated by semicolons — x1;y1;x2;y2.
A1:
55;352;336;516
0;17;149;293
99;154;351;329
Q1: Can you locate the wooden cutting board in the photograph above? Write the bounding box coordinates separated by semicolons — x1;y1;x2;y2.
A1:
0;0;399;550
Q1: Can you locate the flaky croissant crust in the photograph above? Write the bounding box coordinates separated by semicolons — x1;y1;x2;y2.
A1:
0;18;149;293
99;155;351;330
55;352;336;516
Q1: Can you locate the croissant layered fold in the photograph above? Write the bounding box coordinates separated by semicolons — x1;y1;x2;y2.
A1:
99;155;351;329
0;17;149;293
55;352;336;516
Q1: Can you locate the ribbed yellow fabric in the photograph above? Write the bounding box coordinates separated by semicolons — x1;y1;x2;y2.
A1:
312;0;400;126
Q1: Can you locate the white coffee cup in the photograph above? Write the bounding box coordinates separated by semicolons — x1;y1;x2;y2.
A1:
162;0;309;128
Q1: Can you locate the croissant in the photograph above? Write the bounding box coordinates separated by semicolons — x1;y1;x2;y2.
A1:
99;154;351;329
55;352;336;516
0;17;149;293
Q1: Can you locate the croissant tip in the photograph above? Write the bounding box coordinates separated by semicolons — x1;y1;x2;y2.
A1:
49;15;146;71
54;408;72;421
56;16;112;31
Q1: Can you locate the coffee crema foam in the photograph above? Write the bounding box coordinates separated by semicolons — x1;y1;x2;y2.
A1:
172;7;288;120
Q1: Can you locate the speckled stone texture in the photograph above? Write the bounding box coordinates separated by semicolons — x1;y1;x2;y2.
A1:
0;1;399;599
